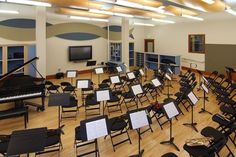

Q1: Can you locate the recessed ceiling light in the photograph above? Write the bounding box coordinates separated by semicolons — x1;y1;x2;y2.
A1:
182;14;204;21
114;12;133;18
69;5;89;11
89;9;113;15
0;9;19;14
202;0;215;5
7;0;52;7
134;22;155;27
70;16;109;22
152;18;175;24
225;7;236;16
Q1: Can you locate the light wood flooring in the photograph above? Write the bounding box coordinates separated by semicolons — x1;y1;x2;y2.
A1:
0;71;235;157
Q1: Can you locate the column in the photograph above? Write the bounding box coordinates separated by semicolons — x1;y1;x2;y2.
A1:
121;17;129;66
36;6;46;77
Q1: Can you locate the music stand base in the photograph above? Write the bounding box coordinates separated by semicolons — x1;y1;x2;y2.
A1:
160;137;180;151
129;149;144;157
183;123;198;132
199;108;212;115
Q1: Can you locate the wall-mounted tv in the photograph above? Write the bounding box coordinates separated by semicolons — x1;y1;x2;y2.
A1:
69;46;92;61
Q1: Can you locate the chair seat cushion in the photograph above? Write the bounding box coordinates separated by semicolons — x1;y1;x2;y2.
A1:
161;152;178;157
45;130;60;147
183;144;214;157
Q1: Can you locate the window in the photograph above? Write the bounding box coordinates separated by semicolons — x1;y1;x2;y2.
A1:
188;34;205;53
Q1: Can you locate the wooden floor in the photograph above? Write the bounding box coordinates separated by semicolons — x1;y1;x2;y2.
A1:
1;70;235;157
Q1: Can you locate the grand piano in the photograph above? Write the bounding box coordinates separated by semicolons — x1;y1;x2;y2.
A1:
0;57;45;111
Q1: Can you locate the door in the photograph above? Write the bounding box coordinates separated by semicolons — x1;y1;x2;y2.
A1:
144;39;154;52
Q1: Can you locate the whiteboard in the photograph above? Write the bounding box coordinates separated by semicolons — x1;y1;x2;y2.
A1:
130;110;149;129
116;66;122;72
163;102;179;119
67;70;77;78
95;68;104;74
86;118;108;140
96;90;110;101
187;92;198;105
151;78;161;87
127;72;135;80
110;76;120;84
131;84;143;96
77;80;89;89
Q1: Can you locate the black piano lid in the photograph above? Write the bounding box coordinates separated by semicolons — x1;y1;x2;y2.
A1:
0;57;39;82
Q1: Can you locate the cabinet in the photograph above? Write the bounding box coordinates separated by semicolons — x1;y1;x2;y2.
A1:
110;42;122;62
0;45;36;76
129;43;134;66
135;52;181;74
136;52;145;68
7;46;24;74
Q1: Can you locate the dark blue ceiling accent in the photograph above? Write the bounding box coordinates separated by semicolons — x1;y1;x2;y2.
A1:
56;32;100;41
103;25;121;32
0;18;52;28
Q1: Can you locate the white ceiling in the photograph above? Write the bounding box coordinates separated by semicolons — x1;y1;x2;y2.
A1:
0;2;236;25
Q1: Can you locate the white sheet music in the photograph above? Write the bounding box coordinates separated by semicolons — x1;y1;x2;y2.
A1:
96;90;110;101
67;71;77;78
95;68;104;74
168;68;173;74
151;78;161;87
201;83;209;93
202;76;208;83
165;73;172;81
130;110;149;129
77;80;89;88
110;76;120;84
139;69;144;76
163;102;179;119
188;92;198;105
86;118;108;140
124;64;130;72
127;72;135;79
131;84;143;96
116;66;122;72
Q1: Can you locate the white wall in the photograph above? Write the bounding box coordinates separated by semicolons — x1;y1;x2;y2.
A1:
46;21;146;75
144;19;236;71
46;37;108;75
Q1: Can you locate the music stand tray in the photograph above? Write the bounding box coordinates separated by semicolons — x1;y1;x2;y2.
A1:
7;127;47;156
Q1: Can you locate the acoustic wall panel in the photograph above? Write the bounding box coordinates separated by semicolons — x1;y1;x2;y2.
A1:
205;44;236;73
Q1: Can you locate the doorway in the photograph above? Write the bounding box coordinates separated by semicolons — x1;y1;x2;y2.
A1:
144;39;154;52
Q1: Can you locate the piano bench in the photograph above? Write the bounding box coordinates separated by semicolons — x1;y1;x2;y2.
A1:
0;107;29;128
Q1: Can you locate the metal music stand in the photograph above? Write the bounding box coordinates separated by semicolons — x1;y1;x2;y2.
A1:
94;67;104;84
76;79;91;106
86;60;97;80
80;115;110;156
66;70;78;85
151;78;162;103
7;127;47;157
199;82;212;115
48;93;71;128
183;91;199;132
160;101;180;151
95;89;111;115
127;108;150;157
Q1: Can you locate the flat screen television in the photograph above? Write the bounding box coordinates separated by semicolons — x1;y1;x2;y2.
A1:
69;46;92;61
